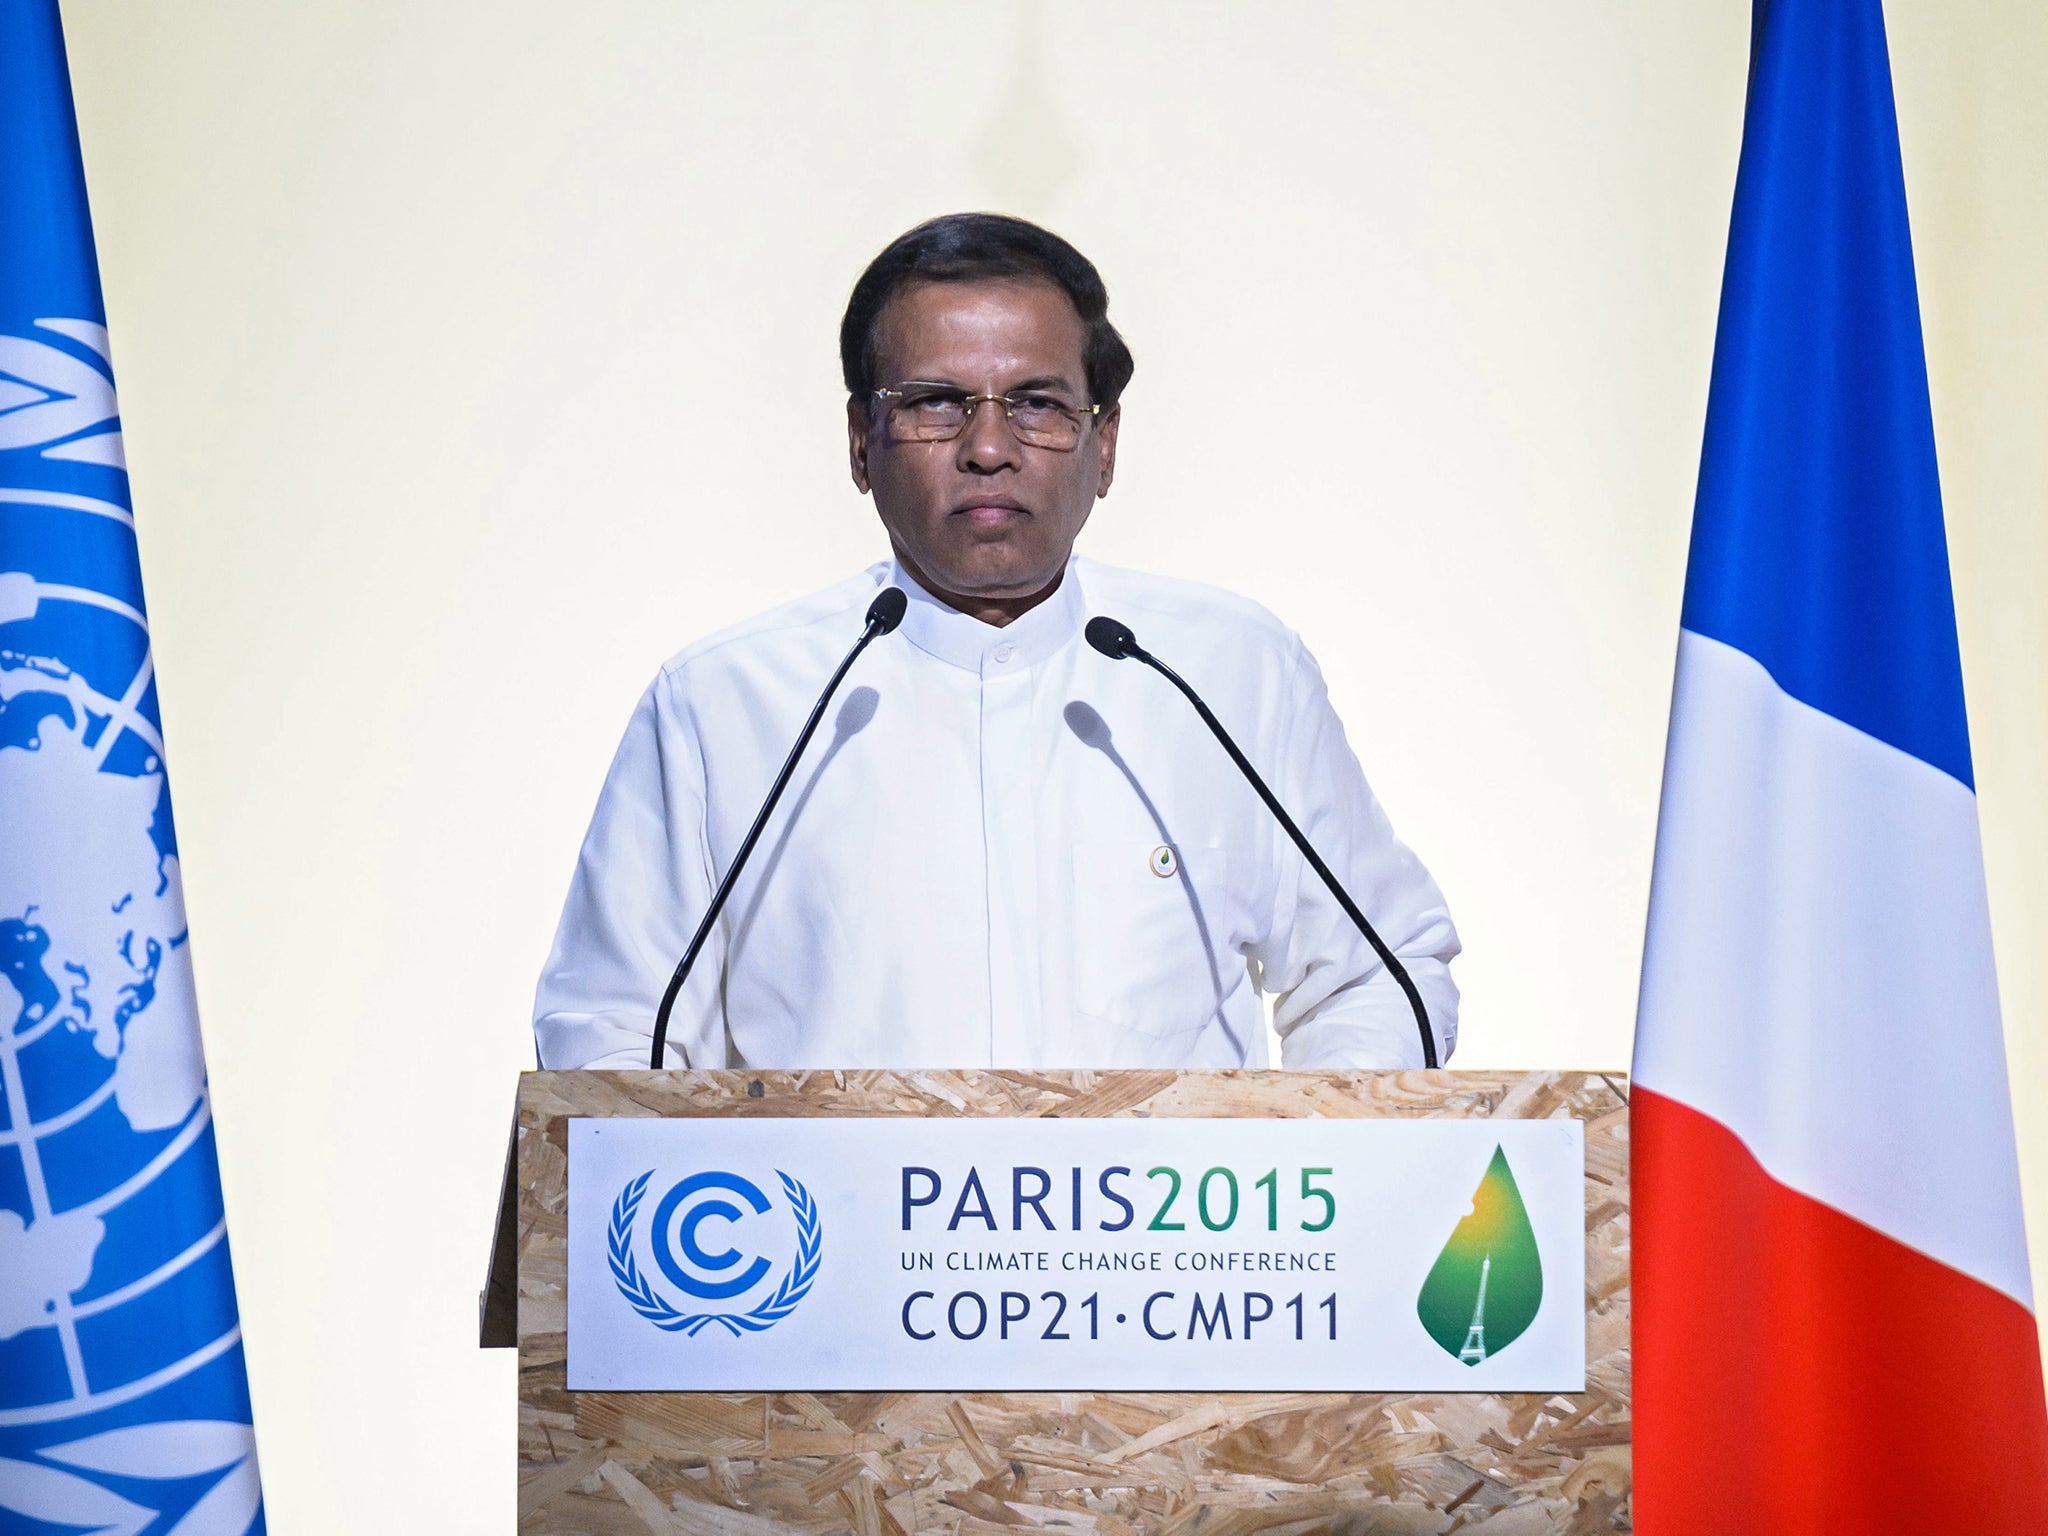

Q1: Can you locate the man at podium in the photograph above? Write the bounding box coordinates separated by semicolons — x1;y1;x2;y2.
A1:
533;214;1459;1073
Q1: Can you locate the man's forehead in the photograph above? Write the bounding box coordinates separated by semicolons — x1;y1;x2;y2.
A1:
875;278;1086;381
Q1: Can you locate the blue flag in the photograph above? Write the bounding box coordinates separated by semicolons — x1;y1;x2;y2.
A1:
0;5;266;1532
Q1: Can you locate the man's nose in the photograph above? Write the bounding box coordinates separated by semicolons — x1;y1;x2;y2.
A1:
957;399;1022;473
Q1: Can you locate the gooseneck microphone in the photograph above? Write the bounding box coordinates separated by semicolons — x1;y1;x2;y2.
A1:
1084;615;1439;1069
648;586;907;1068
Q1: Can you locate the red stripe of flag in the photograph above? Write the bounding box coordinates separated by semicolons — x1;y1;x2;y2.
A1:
1635;1086;2048;1528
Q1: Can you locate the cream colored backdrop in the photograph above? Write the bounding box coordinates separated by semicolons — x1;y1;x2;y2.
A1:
54;2;2045;1529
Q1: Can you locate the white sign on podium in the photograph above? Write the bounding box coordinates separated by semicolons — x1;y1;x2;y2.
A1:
567;1115;1584;1392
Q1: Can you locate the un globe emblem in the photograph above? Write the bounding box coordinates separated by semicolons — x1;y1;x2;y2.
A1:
608;1168;824;1335
0;321;260;1530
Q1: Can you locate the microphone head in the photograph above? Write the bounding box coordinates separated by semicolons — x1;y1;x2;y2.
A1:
1085;615;1139;660
866;586;908;635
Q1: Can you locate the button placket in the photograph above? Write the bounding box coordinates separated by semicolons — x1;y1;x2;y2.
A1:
980;666;1039;1063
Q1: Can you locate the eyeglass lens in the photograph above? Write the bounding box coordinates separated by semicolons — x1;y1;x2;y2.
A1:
887;390;1086;450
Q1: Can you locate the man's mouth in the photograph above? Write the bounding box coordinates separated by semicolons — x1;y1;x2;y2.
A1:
951;497;1031;526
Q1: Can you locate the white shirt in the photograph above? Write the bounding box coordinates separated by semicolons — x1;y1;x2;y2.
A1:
533;557;1459;1070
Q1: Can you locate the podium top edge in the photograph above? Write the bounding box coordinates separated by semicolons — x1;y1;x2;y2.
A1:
510;1067;1631;1125
516;1067;1631;1082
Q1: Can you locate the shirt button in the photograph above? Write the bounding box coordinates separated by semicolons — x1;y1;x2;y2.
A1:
993;643;1015;664
1151;845;1179;878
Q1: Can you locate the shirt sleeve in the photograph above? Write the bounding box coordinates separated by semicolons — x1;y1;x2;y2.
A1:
1252;640;1461;1069
532;669;724;1068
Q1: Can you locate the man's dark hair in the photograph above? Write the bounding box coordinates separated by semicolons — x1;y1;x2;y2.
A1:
840;212;1135;409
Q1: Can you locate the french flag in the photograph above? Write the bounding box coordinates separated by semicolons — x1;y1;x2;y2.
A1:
1632;0;2048;1527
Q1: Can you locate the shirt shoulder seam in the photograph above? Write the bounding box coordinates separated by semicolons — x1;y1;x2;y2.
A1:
654;572;883;684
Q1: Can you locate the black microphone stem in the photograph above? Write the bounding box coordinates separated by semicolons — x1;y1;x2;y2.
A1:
1118;640;1440;1070
648;594;902;1067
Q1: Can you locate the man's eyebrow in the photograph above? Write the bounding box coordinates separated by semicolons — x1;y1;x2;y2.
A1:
894;373;1080;396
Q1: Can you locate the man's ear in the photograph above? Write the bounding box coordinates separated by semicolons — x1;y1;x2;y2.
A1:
846;395;873;494
847;397;880;493
1093;404;1121;498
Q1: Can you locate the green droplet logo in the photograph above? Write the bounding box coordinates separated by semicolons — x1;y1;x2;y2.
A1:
1417;1145;1543;1364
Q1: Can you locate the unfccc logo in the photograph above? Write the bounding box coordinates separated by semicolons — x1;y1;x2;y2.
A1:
608;1168;823;1335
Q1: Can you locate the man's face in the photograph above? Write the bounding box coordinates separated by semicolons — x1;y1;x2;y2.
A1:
848;279;1119;622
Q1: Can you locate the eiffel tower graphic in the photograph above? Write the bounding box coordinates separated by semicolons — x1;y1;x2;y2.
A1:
1458;1254;1493;1364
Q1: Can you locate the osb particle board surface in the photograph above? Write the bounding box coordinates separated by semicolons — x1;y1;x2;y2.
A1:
514;1069;1630;1533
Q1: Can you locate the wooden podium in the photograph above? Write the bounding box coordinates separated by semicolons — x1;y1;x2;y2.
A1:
483;1069;1630;1532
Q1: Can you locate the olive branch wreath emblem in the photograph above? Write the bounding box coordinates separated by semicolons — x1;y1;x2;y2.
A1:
608;1169;822;1336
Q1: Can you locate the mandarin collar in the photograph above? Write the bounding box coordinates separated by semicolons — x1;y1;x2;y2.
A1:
890;556;1086;677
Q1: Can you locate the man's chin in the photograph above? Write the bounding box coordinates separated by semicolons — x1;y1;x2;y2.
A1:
925;556;1065;605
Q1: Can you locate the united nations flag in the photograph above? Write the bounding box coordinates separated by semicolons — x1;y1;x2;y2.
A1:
0;4;265;1531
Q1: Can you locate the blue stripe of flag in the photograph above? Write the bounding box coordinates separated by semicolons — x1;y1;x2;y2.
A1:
1680;0;1972;790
